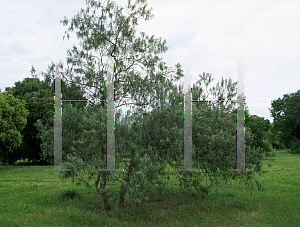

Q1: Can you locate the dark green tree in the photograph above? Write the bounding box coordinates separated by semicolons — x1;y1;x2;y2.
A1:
2;65;90;164
266;123;286;150
244;114;274;153
0;90;29;164
269;89;300;154
225;103;275;156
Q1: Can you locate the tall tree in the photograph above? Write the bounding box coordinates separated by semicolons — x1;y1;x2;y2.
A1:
0;90;29;164
57;0;184;210
269;89;300;154
35;0;269;211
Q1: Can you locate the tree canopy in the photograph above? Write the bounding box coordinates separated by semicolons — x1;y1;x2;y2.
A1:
269;89;300;154
0;90;29;164
59;0;184;112
244;114;274;153
32;0;270;211
0;65;91;164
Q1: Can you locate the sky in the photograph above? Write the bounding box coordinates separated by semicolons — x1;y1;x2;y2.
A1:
1;0;300;124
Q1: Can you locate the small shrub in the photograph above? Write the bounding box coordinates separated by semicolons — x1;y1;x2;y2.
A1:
267;163;272;168
60;189;80;201
265;151;276;157
261;140;276;157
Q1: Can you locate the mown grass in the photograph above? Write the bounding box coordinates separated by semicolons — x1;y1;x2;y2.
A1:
0;149;299;226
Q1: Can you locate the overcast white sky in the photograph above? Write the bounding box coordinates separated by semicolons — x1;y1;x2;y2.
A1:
1;0;300;124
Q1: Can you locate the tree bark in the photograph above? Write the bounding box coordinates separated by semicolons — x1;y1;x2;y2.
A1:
95;170;111;211
95;143;111;211
118;158;135;207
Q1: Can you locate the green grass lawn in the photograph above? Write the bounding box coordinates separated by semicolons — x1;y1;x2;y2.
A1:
0;149;299;227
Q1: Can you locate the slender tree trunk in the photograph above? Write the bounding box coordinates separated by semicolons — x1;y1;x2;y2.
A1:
95;143;111;211
118;158;135;207
95;171;111;211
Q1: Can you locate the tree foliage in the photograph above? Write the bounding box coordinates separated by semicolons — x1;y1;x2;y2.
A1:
244;114;274;154
33;0;270;211
266;123;286;151
59;0;183;111
0;90;29;164
35;71;268;210
34;0;184;210
30;64;94;164
1;65;90;164
269;89;300;154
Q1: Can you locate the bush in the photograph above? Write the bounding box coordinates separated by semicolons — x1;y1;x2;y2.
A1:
289;138;300;154
60;189;80;201
265;151;276;158
262;139;276;157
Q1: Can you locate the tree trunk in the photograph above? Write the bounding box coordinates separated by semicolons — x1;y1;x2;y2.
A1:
95;143;111;211
118;158;135;207
95;170;111;211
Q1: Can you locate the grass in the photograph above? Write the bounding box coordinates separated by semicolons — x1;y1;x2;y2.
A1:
0;149;299;226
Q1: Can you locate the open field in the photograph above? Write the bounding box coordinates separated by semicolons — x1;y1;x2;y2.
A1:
0;149;299;226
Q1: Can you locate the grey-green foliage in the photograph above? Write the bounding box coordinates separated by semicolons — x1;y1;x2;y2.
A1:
45;70;268;210
34;0;270;211
59;0;183;111
57;0;184;211
130;72;267;197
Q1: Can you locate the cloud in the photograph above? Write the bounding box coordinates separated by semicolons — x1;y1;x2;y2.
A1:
1;0;300;124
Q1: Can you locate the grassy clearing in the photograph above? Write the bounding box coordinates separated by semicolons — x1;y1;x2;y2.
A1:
0;149;299;226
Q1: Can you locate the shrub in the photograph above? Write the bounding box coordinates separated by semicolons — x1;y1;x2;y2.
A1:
262;139;276;157
60;189;80;201
289;138;300;154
